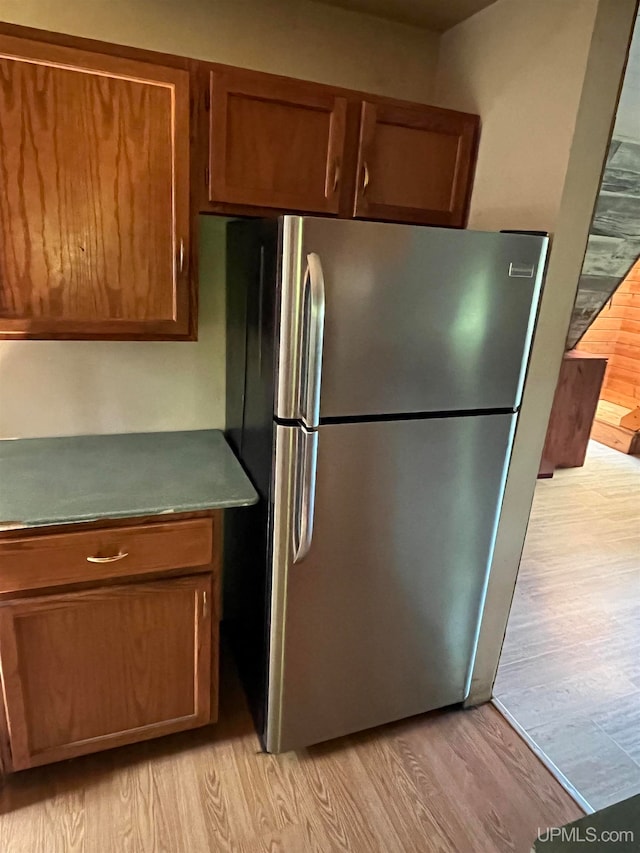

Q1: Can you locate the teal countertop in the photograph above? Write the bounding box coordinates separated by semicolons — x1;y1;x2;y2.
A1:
0;430;258;531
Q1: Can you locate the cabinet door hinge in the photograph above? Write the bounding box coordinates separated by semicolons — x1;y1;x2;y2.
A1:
202;590;209;619
205;167;210;188
204;89;211;111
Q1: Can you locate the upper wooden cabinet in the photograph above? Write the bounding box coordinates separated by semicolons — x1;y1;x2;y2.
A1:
0;34;192;340
0;24;481;340
203;67;479;227
208;69;347;214
353;101;479;227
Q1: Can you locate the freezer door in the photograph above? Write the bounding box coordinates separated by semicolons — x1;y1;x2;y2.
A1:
276;217;547;420
266;413;516;753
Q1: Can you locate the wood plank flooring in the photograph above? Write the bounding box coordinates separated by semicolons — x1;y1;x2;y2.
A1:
495;440;640;811
0;651;580;852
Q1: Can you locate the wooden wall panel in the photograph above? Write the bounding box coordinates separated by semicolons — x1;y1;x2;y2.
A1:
582;342;615;354
586;318;624;331
582;330;619;343
612;353;640;372
580;259;640;408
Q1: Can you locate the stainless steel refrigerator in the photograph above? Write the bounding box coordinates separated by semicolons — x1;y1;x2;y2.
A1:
225;215;548;754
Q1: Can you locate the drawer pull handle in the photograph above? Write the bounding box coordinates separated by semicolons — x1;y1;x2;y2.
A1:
86;551;129;564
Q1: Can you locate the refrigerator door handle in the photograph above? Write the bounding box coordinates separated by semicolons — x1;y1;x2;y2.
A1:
292;427;318;564
300;252;325;429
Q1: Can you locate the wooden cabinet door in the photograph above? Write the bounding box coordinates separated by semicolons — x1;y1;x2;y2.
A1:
208;68;347;214
0;576;211;770
0;34;191;340
353;100;479;227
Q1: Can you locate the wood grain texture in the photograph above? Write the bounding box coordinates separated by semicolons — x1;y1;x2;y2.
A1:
0;33;191;340
353;100;479;226
0;518;214;597
0;23;479;236
196;63;480;226
597;399;633;422
0;575;211;770
620;406;640;429
582;259;640;408
0;648;581;851
208;68;347;214
591;416;640;454
542;350;607;468
495;441;640;810
591;420;637;453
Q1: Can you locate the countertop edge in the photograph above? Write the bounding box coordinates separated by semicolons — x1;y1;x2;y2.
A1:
0;496;259;533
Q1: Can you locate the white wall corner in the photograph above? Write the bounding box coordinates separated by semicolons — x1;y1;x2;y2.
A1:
466;0;639;705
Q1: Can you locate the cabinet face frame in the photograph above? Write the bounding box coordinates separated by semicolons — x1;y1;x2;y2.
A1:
0;32;192;340
353;100;479;227
0;574;212;770
208;68;348;215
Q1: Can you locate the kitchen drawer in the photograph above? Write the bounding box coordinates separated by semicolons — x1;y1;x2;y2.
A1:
0;518;214;596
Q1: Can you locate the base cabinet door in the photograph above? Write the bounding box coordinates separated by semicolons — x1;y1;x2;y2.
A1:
353;100;479;227
0;576;211;770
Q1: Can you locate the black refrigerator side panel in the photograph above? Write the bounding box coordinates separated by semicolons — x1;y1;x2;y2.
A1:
225;221;250;457
224;218;279;744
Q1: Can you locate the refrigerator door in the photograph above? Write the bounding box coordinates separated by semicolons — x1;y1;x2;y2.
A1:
275;216;547;421
266;413;516;753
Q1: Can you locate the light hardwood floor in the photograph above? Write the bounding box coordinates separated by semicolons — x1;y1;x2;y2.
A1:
495;441;640;811
0;651;580;853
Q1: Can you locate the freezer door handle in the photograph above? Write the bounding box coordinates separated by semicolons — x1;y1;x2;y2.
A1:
299;253;325;429
292;427;318;564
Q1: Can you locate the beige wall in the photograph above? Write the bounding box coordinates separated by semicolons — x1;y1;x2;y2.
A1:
0;218;227;439
0;0;439;439
0;0;439;101
436;0;637;703
435;0;600;233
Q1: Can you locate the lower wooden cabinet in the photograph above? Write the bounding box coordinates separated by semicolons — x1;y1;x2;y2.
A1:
0;574;212;770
